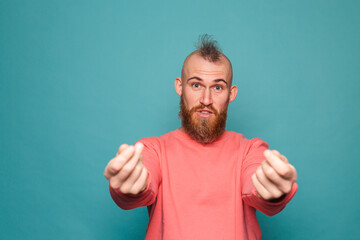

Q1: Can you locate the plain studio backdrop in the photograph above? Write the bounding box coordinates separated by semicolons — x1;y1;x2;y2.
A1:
1;1;359;239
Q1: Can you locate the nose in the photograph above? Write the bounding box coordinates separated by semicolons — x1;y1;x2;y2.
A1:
200;88;213;106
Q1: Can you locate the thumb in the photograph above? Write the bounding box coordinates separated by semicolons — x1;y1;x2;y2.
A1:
117;144;129;156
134;142;144;161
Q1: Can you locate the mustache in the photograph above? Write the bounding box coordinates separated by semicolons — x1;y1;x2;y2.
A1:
190;104;219;115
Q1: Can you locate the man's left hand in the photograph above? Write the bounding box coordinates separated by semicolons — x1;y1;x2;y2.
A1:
251;149;297;201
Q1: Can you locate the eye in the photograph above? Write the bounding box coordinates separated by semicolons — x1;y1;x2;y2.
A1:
214;85;222;91
192;83;200;88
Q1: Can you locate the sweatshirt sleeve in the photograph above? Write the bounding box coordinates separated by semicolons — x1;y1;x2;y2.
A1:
109;137;162;210
241;138;298;216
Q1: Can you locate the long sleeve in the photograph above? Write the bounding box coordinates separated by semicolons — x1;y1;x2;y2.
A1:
109;137;162;210
241;138;298;216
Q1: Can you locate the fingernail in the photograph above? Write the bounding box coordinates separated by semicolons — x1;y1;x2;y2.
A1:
264;150;271;157
135;142;144;149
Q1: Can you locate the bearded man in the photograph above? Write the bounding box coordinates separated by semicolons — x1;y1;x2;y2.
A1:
104;35;298;240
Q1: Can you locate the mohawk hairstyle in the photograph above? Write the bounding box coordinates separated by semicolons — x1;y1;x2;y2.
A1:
195;34;223;62
181;34;233;83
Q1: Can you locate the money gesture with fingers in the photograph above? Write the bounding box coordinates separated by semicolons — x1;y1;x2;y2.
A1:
251;149;297;201
104;142;148;195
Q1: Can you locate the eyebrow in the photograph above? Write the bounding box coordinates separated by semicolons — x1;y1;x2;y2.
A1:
187;76;228;86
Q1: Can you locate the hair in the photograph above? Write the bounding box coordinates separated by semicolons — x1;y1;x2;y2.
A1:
181;34;233;82
195;34;223;62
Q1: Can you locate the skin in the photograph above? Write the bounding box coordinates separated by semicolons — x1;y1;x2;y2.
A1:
104;53;297;200
253;149;297;201
104;142;148;195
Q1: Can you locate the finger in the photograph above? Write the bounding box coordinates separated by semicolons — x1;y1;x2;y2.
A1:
117;144;129;156
255;166;284;199
105;144;130;179
105;145;135;178
130;167;148;194
264;150;292;179
271;149;288;163
261;160;282;186
118;163;144;194
116;142;144;182
251;172;272;200
289;164;298;181
261;161;293;194
279;154;289;163
271;149;281;157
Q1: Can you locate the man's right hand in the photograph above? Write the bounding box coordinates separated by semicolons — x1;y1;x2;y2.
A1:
104;142;148;195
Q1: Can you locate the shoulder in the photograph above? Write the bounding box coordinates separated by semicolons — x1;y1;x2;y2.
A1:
225;130;247;141
137;136;160;150
225;130;261;144
245;137;269;156
136;130;178;151
225;130;268;153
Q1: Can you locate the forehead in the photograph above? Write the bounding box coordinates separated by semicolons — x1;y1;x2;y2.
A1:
183;54;232;82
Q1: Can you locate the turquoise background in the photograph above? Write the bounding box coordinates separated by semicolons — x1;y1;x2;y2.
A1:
1;0;359;239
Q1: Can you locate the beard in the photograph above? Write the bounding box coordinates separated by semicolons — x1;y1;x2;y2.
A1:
178;96;228;144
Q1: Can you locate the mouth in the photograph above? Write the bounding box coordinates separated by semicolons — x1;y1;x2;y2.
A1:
196;109;214;118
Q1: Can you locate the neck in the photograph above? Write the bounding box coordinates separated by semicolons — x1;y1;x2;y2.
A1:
179;126;186;133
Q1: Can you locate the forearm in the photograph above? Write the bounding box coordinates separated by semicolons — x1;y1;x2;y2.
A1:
242;182;298;216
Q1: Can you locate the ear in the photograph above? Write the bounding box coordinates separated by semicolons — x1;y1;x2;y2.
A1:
175;77;182;96
229;85;238;103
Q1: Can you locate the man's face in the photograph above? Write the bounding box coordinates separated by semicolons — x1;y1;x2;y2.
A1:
175;54;238;143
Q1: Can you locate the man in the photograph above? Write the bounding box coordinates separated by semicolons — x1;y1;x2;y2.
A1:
104;35;298;240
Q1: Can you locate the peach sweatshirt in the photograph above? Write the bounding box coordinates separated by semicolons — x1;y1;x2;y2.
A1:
110;129;298;240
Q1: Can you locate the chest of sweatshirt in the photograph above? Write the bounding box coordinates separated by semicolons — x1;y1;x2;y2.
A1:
156;131;246;207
